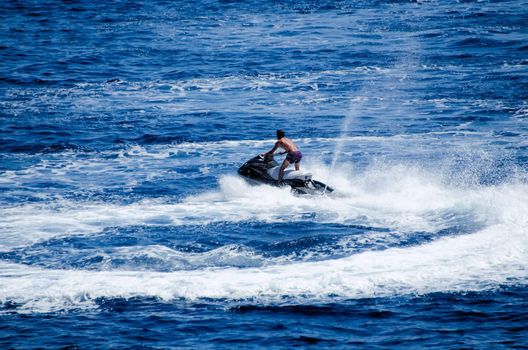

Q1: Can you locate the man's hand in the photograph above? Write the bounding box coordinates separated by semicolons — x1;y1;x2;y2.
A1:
262;152;273;161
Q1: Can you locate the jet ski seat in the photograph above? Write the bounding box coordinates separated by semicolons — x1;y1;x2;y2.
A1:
267;167;312;181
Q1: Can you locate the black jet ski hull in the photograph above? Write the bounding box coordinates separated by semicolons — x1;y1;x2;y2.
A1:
238;155;334;195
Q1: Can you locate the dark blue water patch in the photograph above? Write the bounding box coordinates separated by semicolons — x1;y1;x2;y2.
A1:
0;153;39;172
0;222;372;271
0;140;89;154
1;1;402;84
1;287;527;349
128;176;203;199
453;37;522;49
0;220;477;272
0;111;351;154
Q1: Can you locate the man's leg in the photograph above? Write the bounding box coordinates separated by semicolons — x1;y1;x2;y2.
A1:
278;159;290;182
294;161;300;171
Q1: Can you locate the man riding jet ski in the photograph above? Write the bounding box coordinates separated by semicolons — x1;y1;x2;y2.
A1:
237;130;333;195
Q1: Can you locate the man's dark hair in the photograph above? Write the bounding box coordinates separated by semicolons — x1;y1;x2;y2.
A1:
276;129;285;139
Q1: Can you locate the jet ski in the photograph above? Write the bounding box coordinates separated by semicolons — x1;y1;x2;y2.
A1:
238;154;334;195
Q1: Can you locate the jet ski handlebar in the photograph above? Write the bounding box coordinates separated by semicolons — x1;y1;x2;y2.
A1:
259;153;274;162
260;151;286;160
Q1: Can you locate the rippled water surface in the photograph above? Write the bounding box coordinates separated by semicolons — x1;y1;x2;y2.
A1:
1;0;528;348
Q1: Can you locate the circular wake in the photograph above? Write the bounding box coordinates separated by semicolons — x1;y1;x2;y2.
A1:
1;161;527;312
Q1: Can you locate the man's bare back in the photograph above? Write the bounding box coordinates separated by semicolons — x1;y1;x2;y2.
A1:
275;137;298;154
263;130;303;182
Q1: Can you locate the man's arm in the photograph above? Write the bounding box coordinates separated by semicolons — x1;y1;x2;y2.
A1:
264;141;280;156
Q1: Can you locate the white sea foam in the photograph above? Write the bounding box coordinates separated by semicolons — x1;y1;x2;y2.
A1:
104;244;269;271
1;195;527;312
2;158;528;312
0;162;479;250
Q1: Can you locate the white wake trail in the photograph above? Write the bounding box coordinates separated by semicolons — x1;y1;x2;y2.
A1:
1;166;528;312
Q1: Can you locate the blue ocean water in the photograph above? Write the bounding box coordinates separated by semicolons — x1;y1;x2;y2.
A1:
1;0;528;348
